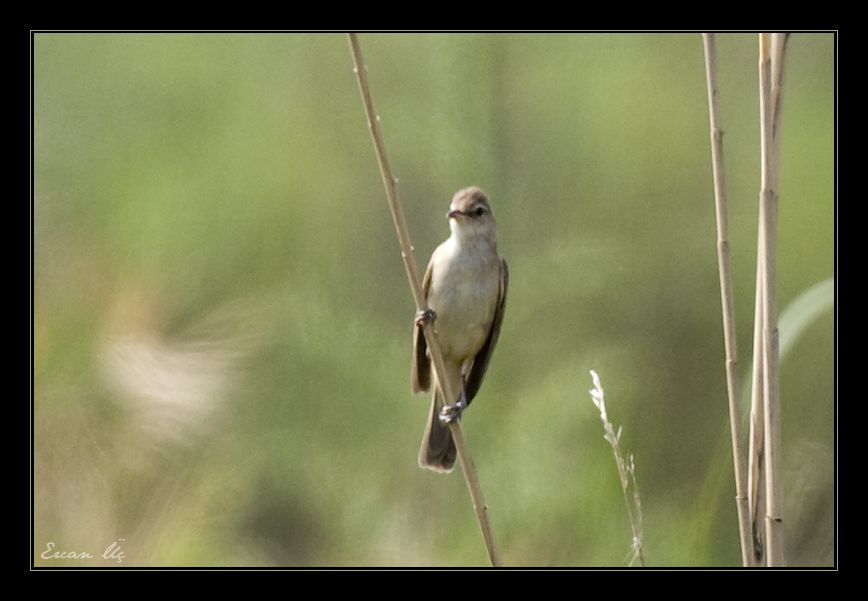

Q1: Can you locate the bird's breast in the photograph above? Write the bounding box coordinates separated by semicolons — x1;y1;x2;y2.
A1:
427;241;500;362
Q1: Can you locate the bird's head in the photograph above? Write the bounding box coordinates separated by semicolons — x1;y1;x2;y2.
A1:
447;186;496;242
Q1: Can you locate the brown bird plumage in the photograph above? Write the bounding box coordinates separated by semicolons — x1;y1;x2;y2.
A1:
412;187;508;473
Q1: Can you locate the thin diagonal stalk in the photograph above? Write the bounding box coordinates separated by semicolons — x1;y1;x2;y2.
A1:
770;34;791;174
701;33;752;567
747;249;767;565
346;33;502;567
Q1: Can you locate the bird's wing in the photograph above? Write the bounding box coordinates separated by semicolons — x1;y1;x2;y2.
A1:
463;257;509;405
411;255;435;393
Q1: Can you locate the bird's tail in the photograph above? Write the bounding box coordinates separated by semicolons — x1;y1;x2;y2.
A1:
418;389;457;473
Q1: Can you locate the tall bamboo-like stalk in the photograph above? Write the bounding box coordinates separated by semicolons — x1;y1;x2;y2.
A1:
756;32;789;567
346;33;502;567
701;33;752;567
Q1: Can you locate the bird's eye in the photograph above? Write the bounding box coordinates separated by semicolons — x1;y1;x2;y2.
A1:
475;207;486;216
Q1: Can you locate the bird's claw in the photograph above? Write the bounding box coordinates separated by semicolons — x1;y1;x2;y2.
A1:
439;391;467;424
415;308;437;328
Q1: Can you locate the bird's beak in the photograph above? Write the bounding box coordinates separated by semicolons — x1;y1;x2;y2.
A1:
447;209;464;220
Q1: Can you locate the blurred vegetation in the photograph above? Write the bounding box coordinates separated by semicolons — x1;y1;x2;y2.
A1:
33;32;834;567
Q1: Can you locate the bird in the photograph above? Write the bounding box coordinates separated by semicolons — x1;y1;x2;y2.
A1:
411;186;508;473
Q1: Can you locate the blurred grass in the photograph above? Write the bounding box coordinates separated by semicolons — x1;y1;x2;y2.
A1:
33;32;834;567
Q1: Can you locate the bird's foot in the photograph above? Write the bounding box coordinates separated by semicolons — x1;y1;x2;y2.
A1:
439;390;467;424
415;308;437;328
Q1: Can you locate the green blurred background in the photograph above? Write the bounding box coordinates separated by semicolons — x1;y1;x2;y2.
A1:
33;32;834;567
